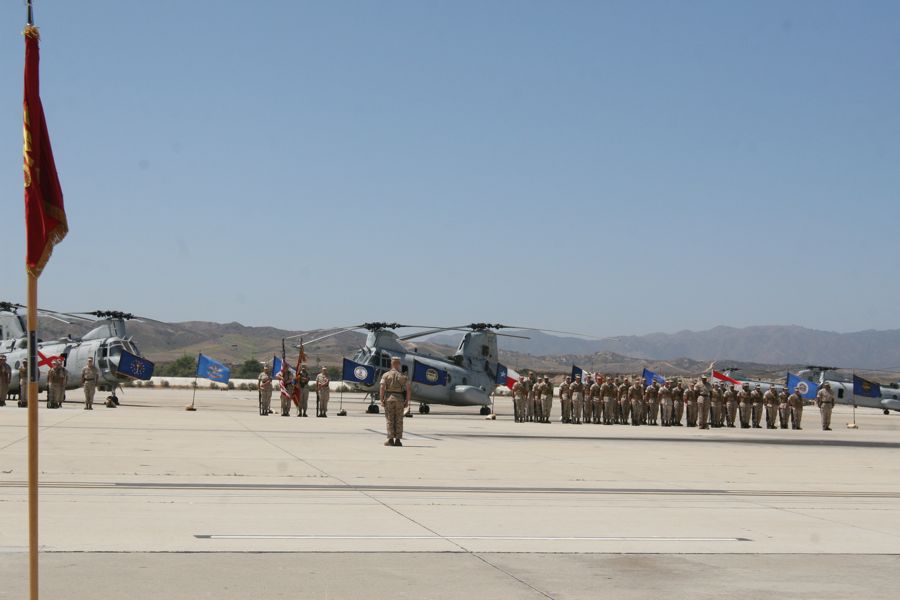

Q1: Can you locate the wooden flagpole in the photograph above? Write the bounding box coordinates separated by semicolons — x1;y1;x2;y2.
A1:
26;2;40;596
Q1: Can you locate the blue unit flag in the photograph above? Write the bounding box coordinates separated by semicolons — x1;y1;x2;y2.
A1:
342;358;376;385
412;360;448;386
642;368;666;387
571;365;584;381
853;375;881;398
787;372;818;399
116;350;154;381
197;353;231;383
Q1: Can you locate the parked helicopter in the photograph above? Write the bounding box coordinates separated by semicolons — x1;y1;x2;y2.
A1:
288;322;585;415
0;302;155;404
797;366;900;414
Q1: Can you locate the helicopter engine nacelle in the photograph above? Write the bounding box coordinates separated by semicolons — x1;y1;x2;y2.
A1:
450;385;490;406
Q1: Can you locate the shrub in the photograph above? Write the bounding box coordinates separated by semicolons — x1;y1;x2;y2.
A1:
161;380;170;388
210;382;219;390
248;383;258;391
144;380;155;388
226;381;235;390
238;383;249;391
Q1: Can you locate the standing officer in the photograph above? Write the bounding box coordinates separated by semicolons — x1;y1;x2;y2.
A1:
600;376;615;424
315;367;330;417
778;387;790;429
788;387;804;430
380;357;410;446
297;365;310;417
0;355;10;407
18;360;29;407
617;377;630;425
628;377;644;426
750;384;764;428
589;375;603;424
737;383;752;428
763;386;778;429
559;376;572;423
581;374;593;424
570;374;585;424
672;380;685;426
659;380;674;426
710;383;724;427
724;384;737;428
532;373;544;423
694;375;711;429
257;364;273;415
816;382;835;431
81;357;99;410
645;380;660;425
511;377;527;422
48;359;67;409
540;375;553;423
276;364;293;416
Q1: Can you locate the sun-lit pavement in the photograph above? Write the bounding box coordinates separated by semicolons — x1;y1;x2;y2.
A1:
1;389;898;598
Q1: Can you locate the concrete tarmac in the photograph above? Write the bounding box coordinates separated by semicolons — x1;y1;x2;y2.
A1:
1;389;898;598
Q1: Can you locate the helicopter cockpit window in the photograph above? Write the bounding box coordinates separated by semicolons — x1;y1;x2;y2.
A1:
379;353;392;368
481;345;489;357
838;388;844;399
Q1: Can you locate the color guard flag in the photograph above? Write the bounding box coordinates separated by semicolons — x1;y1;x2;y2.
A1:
712;370;742;385
496;363;520;389
412;360;448;386
853;375;881;398
642;368;666;387
196;354;230;383
342;358;375;386
571;365;584;381
116;350;154;381
786;372;818;400
23;25;66;278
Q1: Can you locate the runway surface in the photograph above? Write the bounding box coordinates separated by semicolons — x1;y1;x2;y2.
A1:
1;389;898;598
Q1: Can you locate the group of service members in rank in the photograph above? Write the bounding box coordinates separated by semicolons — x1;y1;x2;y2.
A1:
0;354;111;410
511;372;838;431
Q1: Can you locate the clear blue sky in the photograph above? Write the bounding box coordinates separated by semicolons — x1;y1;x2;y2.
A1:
1;1;898;335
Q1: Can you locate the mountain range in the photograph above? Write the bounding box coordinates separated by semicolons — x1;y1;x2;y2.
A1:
31;319;900;377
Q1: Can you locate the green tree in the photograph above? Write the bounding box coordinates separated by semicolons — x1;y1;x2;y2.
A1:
155;354;197;377
233;358;263;379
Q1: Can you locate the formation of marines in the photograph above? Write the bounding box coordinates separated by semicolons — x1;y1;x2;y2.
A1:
512;372;838;431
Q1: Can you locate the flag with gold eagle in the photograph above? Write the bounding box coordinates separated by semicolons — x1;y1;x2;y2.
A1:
23;24;66;278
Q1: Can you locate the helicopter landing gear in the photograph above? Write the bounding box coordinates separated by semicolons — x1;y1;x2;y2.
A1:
884;409;890;415
418;403;430;414
480;406;491;416
367;403;380;414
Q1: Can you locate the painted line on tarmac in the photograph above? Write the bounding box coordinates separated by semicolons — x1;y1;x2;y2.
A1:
2;480;897;498
195;534;749;542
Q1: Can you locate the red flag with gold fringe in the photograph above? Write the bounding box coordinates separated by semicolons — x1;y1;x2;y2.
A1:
23;24;66;278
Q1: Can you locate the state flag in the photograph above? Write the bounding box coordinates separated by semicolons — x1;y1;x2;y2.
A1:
853;375;881;398
342;358;375;385
116;350;154;381
787;372;818;400
196;354;230;383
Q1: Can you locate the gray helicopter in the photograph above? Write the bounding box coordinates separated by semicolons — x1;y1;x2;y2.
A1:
0;302;156;404
290;322;579;415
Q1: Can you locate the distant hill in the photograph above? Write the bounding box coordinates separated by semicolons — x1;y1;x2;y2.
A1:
29;319;899;378
430;325;900;370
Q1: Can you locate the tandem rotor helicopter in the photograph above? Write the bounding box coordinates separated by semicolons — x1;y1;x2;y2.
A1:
0;302;156;403
285;322;586;415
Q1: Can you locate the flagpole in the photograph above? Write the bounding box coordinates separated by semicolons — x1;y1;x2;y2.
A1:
848;370;858;429
24;2;40;597
27;273;39;600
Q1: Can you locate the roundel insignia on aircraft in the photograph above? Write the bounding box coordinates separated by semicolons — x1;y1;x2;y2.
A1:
796;381;809;395
425;368;439;383
353;366;368;381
